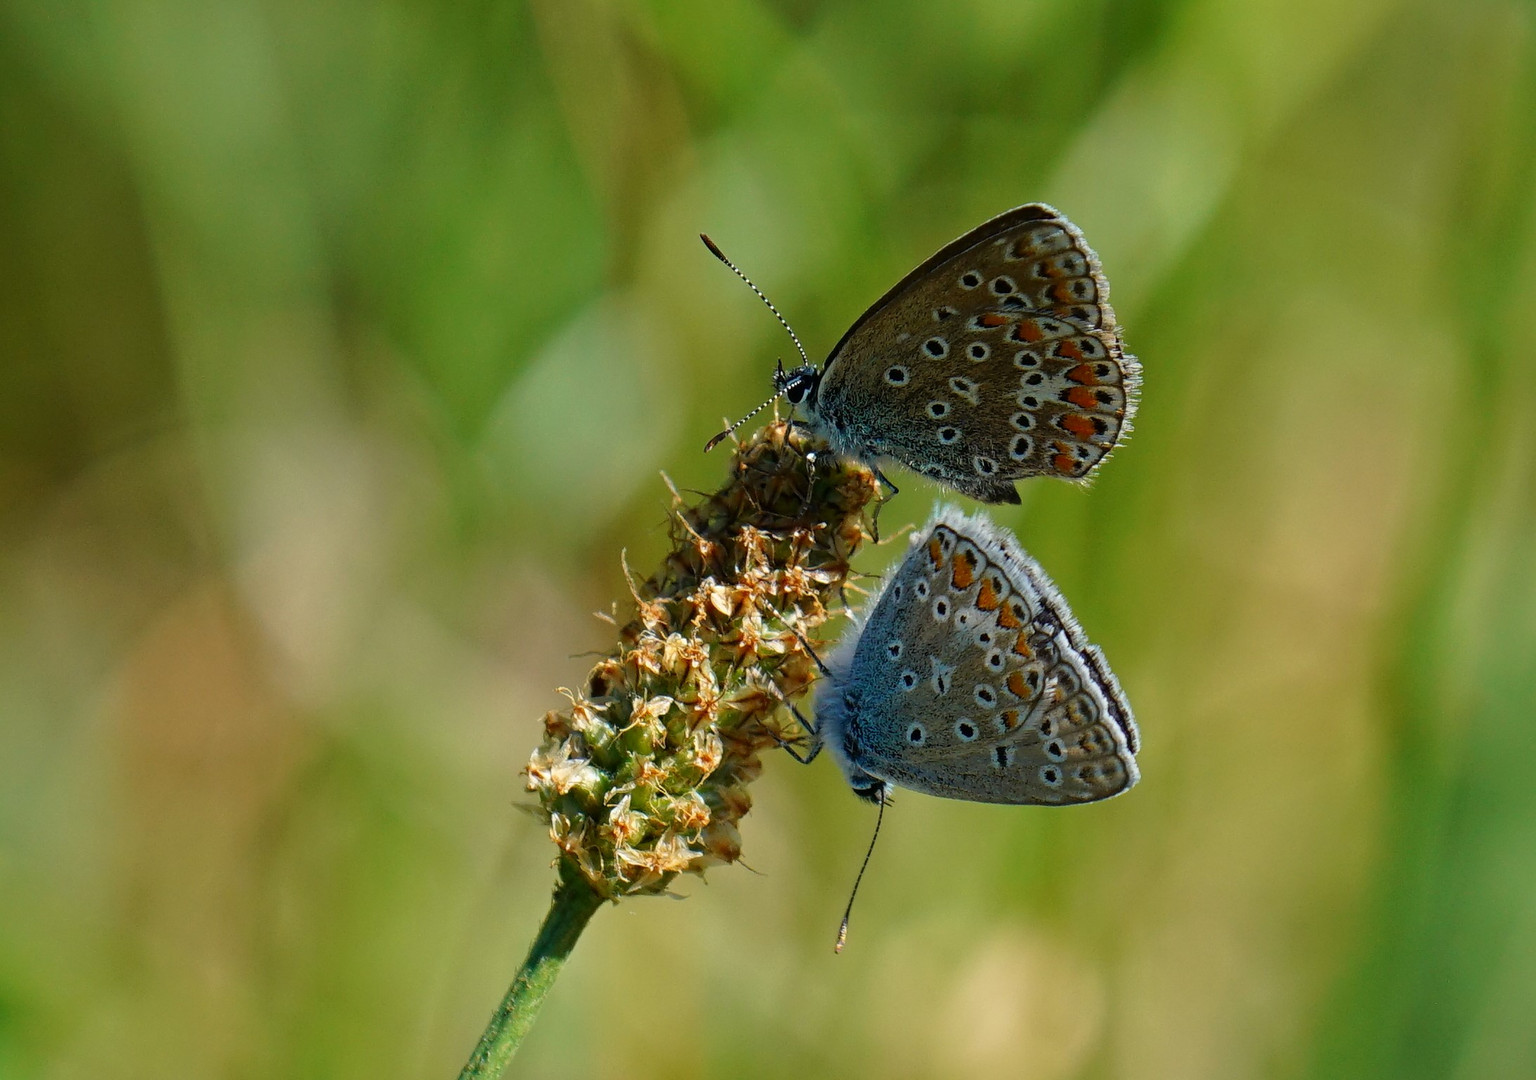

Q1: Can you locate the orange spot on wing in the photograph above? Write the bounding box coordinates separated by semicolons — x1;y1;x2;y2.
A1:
1061;414;1096;440
1000;709;1020;730
1011;320;1045;343
977;312;1008;327
1065;387;1100;409
1054;339;1084;360
1052;452;1078;474
998;604;1023;630
1065;364;1099;385
1007;670;1033;699
927;537;945;569
976;579;1001;611
1011;631;1033;656
951;550;976;590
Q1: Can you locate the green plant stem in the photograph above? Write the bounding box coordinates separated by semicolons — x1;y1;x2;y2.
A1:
457;877;605;1079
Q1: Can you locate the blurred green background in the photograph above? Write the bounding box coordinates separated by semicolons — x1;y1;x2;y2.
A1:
4;0;1536;1077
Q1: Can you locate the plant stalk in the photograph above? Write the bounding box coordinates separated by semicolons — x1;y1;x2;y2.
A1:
456;877;605;1079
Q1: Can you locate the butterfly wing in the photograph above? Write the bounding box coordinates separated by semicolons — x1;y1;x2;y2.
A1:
839;508;1138;805
813;204;1140;501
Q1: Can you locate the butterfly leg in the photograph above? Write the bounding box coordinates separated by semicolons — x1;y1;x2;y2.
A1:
770;705;823;765
787;626;833;678
772;730;821;765
762;683;822;764
868;467;900;544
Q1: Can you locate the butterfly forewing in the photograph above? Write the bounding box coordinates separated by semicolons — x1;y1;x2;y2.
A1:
846;514;1138;805
813;204;1140;500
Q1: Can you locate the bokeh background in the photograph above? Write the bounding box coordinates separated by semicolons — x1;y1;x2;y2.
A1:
4;0;1536;1077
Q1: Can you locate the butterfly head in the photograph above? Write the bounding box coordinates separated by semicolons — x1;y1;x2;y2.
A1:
773;360;821;409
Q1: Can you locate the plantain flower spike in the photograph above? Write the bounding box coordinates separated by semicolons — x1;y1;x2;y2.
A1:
525;421;877;900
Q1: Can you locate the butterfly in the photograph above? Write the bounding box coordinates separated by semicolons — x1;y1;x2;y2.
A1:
707;204;1140;504
810;504;1139;806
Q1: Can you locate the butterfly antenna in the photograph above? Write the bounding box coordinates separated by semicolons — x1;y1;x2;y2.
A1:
835;793;886;953
700;234;815;453
703;376;783;453
700;235;811;369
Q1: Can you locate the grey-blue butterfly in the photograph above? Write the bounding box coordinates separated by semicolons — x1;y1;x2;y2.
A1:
811;505;1139;806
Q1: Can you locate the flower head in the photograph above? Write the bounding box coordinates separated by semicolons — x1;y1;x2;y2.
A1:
524;421;876;899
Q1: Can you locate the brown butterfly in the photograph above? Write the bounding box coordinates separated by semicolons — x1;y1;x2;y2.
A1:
706;204;1139;504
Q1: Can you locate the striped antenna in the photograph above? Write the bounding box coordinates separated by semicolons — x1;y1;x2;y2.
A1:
700;234;815;452
699;234;811;369
704;360;786;452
